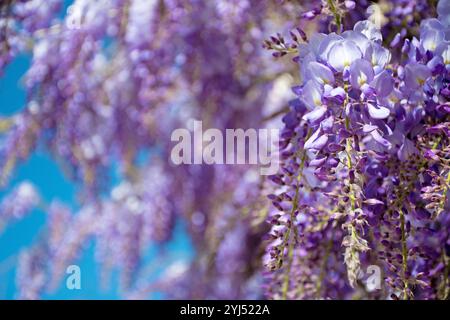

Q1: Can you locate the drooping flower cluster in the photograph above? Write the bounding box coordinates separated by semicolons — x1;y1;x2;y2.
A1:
0;0;448;300
264;0;449;300
0;0;61;73
0;181;40;230
0;0;294;299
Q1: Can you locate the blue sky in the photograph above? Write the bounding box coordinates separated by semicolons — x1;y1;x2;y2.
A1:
0;8;193;299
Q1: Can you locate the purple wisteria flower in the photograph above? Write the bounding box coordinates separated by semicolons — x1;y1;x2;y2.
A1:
264;0;449;300
0;0;448;301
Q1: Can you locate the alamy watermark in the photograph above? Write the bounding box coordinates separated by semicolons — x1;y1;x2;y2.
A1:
359;265;382;292
170;120;280;175
66;265;81;290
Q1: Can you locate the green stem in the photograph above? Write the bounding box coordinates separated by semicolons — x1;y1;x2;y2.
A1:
281;129;312;300
327;0;341;32
316;237;333;298
441;171;450;213
281;235;295;300
440;251;449;299
344;116;356;211
399;209;409;300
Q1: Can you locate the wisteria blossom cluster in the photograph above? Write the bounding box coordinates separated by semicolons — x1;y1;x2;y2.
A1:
0;0;448;300
264;0;449;299
0;0;290;299
0;0;61;73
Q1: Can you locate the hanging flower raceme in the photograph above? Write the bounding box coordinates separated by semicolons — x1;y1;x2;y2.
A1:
2;0;296;299
0;0;448;301
264;0;449;300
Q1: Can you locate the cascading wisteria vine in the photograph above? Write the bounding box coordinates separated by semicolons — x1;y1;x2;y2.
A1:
0;0;291;299
264;0;449;299
0;0;448;300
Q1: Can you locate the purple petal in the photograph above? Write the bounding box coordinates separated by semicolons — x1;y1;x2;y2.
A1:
364;198;384;206
370;130;391;149
424;149;440;161
317;33;344;62
320;115;334;132
421;28;445;52
327;39;362;72
342;30;371;53
302;106;327;124
438;0;450;27
390;33;401;47
398;138;418;161
365;43;391;72
309;156;327;167
354;20;382;42
371;70;394;97
367;103;390;119
404;63;431;90
362;124;378;133
345;1;355;10
305;61;335;85
304;128;328;150
350;58;374;89
301;80;324;109
324;85;346;103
